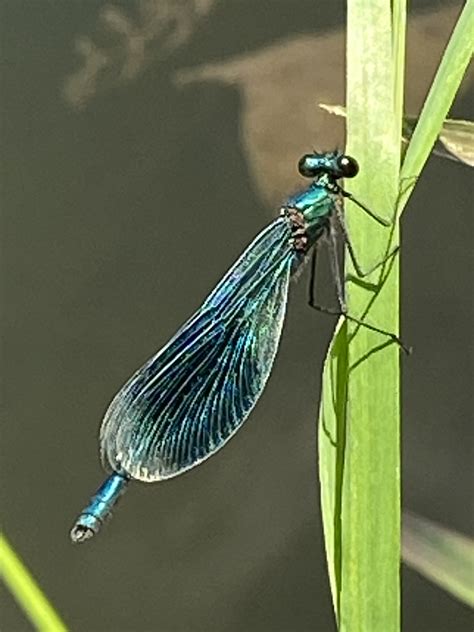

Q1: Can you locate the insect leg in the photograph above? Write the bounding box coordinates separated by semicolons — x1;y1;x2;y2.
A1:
339;188;394;226
335;205;399;278
308;236;345;316
308;223;410;354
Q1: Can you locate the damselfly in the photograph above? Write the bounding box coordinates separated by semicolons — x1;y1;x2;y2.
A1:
70;151;400;543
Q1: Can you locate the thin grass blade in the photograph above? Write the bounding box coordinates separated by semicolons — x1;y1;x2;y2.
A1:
404;116;474;166
402;511;474;607
0;534;68;632
399;0;474;211
320;104;474;166
318;1;404;630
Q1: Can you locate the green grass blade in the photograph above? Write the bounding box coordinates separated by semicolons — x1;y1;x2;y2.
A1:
318;4;472;630
0;533;68;632
320;105;474;166
392;0;407;138
399;0;474;211
318;319;349;616
342;0;403;626
404;117;474;166
318;1;404;630
402;512;474;607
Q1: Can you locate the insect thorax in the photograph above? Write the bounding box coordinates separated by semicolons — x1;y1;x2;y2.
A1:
282;179;338;254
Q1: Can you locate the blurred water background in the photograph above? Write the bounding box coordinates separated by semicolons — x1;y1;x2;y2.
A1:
1;1;472;630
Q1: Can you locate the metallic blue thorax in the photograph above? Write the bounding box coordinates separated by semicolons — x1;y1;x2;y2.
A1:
286;174;336;218
284;173;338;251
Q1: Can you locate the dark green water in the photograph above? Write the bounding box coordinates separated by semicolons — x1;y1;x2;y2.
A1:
1;1;472;631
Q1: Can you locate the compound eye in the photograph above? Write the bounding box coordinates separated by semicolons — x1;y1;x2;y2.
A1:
338;155;359;178
298;154;318;178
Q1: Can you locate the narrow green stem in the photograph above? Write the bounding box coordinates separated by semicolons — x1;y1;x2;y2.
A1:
392;0;407;149
399;0;474;212
0;534;68;632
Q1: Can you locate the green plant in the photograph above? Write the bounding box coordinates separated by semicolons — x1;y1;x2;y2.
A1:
0;533;68;631
318;1;474;630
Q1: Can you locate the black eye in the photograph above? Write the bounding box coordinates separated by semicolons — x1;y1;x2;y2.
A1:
338;155;359;178
298;154;318;178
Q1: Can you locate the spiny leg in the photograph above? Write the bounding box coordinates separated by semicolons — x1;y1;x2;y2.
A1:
328;220;346;310
335;205;399;279
339;188;394;227
340;175;417;231
307;239;344;317
308;246;317;308
307;226;410;354
328;221;410;353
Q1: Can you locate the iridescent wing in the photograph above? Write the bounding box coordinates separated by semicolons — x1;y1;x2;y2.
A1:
100;217;294;481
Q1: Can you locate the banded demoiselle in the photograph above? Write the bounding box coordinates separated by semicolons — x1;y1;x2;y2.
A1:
70;151;398;543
